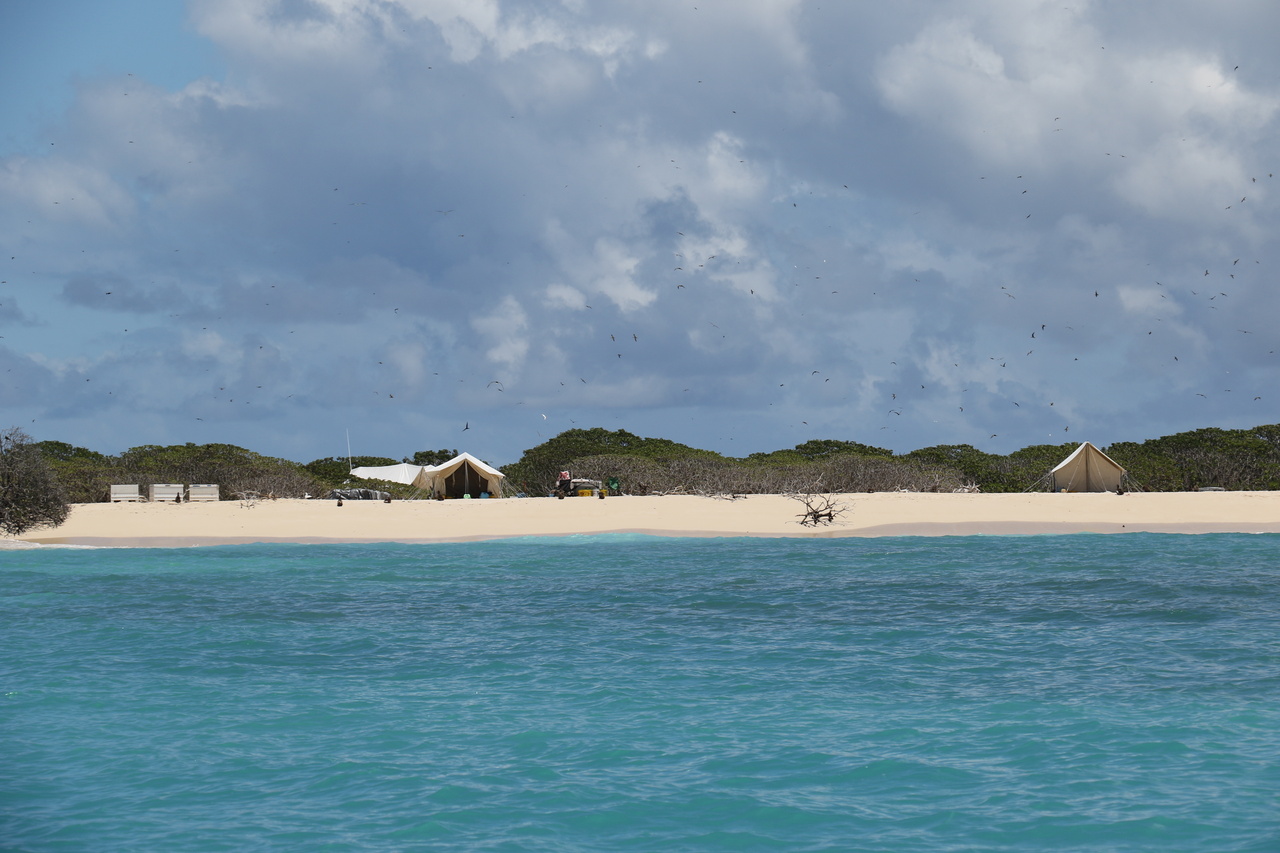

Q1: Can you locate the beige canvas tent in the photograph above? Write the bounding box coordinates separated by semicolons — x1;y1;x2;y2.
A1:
412;452;505;498
1050;442;1125;492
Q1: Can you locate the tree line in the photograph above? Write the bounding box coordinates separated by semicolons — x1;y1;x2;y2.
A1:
3;423;1278;535
499;425;1280;496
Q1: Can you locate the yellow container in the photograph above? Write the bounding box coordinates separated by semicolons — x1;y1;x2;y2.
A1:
577;489;594;497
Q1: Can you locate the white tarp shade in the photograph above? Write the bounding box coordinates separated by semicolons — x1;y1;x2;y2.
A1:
412;452;505;498
1050;442;1125;492
348;462;427;485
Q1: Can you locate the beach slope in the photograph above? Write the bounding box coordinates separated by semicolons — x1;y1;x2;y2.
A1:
10;491;1280;547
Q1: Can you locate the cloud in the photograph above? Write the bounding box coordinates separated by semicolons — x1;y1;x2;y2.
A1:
876;6;1277;226
2;0;1278;463
0;154;135;229
471;295;529;372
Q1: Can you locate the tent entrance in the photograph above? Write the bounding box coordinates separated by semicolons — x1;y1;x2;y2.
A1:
443;461;486;498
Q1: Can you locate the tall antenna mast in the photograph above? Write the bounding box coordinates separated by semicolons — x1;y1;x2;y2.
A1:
346;429;353;472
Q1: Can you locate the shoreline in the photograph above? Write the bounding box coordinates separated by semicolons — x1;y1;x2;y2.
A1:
7;491;1280;548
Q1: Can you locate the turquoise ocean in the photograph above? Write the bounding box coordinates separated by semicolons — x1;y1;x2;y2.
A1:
3;533;1278;851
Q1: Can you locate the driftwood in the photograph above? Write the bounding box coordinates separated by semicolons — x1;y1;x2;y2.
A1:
792;493;849;526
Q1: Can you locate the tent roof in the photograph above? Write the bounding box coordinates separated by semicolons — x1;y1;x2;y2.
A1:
1050;442;1124;476
426;452;505;480
348;462;425;485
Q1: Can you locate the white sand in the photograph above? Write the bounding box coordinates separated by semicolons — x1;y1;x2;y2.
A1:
8;490;1280;547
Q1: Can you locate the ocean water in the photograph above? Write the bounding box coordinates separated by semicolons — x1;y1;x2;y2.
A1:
2;534;1278;852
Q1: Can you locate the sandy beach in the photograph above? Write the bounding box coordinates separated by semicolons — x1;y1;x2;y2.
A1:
7;490;1280;547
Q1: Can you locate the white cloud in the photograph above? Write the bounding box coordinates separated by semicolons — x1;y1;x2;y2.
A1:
193;0;378;67
543;283;588;311
470;295;530;371
385;339;432;387
1117;284;1174;316
588;239;654;312
182;329;229;360
701;132;767;210
1114;135;1251;221
877;17;1045;164
399;0;501;62
6;0;1280;462
877;5;1279;230
0;156;134;229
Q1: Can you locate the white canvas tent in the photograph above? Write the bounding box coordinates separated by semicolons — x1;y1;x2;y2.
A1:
412;452;505;498
1050;442;1125;492
348;462;425;485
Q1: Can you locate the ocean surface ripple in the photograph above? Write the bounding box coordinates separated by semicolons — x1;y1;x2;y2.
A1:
3;534;1278;851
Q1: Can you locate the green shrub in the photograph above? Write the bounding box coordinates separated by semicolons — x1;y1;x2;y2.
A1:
2;428;70;534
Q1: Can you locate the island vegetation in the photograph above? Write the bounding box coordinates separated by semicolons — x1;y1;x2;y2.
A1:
1;428;71;535
6;423;1278;516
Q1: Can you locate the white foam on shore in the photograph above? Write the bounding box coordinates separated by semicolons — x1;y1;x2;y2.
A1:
1;538;101;550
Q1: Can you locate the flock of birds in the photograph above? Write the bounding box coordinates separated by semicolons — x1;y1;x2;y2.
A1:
3;65;1276;457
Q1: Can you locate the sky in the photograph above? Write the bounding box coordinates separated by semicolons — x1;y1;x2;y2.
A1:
2;0;1279;468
